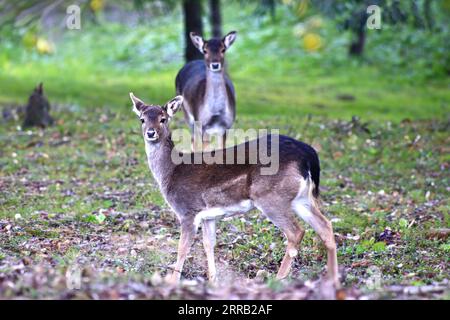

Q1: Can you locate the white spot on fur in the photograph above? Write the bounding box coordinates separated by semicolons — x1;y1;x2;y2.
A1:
288;248;298;258
194;200;254;230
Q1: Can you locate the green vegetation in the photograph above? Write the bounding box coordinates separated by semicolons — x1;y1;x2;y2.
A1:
0;5;448;120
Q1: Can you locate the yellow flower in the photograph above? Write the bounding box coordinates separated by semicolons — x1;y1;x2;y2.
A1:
303;33;322;52
36;37;54;54
90;0;104;12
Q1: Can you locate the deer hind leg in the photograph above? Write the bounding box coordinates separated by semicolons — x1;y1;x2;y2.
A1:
202;219;217;283
276;218;304;279
168;220;196;284
202;133;211;152
292;197;340;287
255;201;305;280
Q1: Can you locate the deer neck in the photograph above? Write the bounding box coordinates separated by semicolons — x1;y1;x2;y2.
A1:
205;68;227;112
144;136;176;192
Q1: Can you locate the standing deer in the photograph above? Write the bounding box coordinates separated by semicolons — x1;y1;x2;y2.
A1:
175;31;237;151
129;93;340;288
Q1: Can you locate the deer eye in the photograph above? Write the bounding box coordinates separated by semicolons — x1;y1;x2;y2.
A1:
160;118;166;124
140;118;145;124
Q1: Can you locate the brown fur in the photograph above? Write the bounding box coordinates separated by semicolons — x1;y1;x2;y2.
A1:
175;32;238;150
130;94;339;289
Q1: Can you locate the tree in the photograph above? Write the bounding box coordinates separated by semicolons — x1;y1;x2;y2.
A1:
311;0;443;57
209;0;221;38
183;0;204;62
346;4;369;56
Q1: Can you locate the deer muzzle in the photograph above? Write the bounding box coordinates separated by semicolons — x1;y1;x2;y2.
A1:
146;129;159;141
209;62;222;72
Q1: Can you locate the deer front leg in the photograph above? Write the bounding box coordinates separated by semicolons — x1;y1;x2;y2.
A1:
219;133;226;150
168;221;196;284
202;219;217;283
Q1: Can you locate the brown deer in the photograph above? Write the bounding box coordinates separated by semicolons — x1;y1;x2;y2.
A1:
129;93;339;288
23;83;54;128
175;31;237;151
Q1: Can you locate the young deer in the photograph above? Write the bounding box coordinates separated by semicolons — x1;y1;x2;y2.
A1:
129;93;339;287
175;31;237;151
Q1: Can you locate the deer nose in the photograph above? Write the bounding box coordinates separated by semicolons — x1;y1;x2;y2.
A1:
210;62;221;71
147;129;156;139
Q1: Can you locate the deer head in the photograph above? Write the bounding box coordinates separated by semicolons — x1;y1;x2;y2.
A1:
130;93;183;143
190;31;237;72
29;83;50;113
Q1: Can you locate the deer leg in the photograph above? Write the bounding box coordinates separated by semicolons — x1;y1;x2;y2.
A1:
294;202;340;288
192;135;203;152
276;222;305;279
219;132;226;150
255;201;304;279
191;136;195;152
168;220;196;283
202;219;217;282
202;133;211;152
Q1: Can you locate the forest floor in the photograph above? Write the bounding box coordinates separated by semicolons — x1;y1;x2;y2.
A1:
0;102;448;299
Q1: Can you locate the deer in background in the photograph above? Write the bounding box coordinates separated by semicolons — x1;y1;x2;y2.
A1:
175;31;237;151
23;83;54;128
129;93;340;289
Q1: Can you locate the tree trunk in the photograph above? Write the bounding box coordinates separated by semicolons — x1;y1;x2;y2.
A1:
349;27;366;56
183;0;204;62
349;10;367;57
209;0;222;38
423;0;433;30
410;0;424;28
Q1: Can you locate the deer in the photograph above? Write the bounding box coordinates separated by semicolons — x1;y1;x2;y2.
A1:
175;31;237;151
23;82;54;128
129;93;339;288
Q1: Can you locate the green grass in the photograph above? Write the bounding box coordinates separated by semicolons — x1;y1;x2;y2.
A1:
0;4;448;121
1;52;448;121
0;105;448;296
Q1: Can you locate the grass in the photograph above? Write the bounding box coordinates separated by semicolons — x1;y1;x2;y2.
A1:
0;106;448;297
0;5;448;121
0;2;449;299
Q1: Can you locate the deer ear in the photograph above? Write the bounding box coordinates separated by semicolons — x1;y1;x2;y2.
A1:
36;82;43;95
164;95;183;118
222;31;237;50
190;32;204;54
129;92;146;116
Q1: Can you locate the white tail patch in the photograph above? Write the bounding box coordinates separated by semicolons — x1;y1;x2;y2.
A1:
291;172;320;226
307;172;320;211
